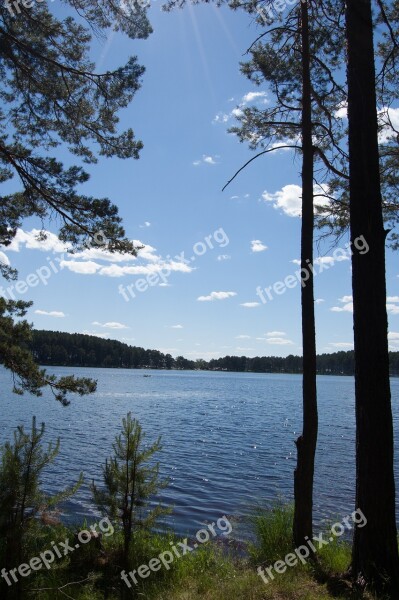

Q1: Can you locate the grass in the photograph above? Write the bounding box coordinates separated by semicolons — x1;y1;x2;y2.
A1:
248;501;295;565
1;506;391;600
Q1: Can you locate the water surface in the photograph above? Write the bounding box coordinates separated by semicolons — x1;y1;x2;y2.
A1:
0;367;397;537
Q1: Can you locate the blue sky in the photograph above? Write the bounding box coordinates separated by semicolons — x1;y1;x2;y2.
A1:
2;2;399;359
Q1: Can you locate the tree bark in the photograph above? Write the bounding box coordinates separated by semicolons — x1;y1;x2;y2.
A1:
346;0;399;594
293;0;318;550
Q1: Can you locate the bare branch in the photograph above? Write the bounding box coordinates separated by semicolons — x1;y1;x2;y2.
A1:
222;145;299;190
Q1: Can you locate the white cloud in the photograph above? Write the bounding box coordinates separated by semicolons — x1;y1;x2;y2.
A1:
294;254;348;267
315;299;325;304
331;295;354;313
335;101;348;119
266;337;294;346
296;255;334;267
92;321;128;329
332;296;399;315
81;330;108;339
63;241;192;279
240;302;261;308
228;194;250;201
262;184;329;218
170;325;183;329
217;254;231;261
212;112;229;124
262;184;302;217
236;335;251;339
251;240;268;253
34;310;65;318
231;107;244;118
193;154;219;166
139;221;151;228
6;229;69;254
97;260;193;278
4;229;192;277
213;91;267;126
60;260;101;275
329;342;354;349
331;303;353;313
256;332;293;345
73;241;159;264
197;291;237;302
186;351;223;360
314;254;349;266
389;334;399;349
1;230;195;286
378;107;399;144
242;91;268;104
0;251;10;266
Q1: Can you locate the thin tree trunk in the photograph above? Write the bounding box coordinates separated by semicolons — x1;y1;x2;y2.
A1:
293;0;318;550
346;0;399;594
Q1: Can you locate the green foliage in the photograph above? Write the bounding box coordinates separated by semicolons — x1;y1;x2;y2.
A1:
313;2;399;248
316;535;351;576
0;0;153;401
31;329;182;371
228;1;348;193
91;413;169;563
30;328;399;375
0;300;97;405
0;1;151;255
0;417;83;532
248;502;295;566
0;413;370;600
0;417;82;597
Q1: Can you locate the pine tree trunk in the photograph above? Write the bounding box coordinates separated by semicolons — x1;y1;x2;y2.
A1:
346;0;399;594
293;0;318;550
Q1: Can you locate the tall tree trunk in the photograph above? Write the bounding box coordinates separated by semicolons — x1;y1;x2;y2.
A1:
346;0;399;594
293;0;318;550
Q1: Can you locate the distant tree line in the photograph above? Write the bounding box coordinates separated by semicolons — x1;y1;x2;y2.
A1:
29;330;399;376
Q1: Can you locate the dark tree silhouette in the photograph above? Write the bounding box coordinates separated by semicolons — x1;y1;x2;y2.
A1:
345;0;399;593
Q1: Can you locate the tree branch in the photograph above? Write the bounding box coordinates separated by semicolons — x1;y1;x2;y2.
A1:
222;145;299;190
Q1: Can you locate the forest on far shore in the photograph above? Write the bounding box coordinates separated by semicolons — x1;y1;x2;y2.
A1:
29;330;399;376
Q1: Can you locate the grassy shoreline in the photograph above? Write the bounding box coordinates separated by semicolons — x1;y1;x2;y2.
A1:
4;504;390;600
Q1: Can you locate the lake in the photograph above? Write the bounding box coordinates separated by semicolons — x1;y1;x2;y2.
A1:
0;367;398;538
